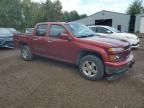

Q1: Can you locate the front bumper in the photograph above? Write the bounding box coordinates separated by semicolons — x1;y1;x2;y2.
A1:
104;53;135;80
131;42;140;48
129;39;140;48
0;40;14;48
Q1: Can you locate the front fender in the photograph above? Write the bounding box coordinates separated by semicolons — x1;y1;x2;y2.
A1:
77;43;109;62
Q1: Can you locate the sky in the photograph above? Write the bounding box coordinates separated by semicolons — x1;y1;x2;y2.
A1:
32;0;134;15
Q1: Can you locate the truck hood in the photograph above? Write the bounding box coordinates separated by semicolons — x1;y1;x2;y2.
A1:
79;36;129;48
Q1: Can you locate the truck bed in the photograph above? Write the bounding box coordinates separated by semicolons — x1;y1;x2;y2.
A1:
14;33;33;48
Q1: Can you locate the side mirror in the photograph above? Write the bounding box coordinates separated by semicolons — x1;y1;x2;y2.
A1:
60;33;71;41
107;30;112;34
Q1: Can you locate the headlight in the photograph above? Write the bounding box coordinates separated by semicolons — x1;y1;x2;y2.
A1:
108;48;124;53
109;54;126;62
0;38;4;41
8;37;13;41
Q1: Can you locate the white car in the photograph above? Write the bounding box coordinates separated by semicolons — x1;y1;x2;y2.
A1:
89;25;140;48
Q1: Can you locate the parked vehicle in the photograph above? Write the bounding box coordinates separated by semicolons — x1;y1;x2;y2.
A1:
14;22;135;80
0;28;14;48
7;28;17;33
25;28;34;34
89;25;140;48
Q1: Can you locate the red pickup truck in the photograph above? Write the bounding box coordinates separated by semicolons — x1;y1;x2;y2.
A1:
14;22;135;80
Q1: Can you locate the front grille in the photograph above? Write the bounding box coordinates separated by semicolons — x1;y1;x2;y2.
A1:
124;45;130;50
0;40;5;46
4;41;14;47
123;45;131;60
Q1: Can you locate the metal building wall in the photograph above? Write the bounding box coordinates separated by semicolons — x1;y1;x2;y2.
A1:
74;10;130;32
135;14;144;33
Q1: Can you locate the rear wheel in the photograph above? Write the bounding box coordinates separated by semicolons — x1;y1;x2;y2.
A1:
79;55;104;80
20;45;33;61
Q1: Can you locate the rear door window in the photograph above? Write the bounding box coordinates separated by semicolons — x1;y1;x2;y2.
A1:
35;24;47;37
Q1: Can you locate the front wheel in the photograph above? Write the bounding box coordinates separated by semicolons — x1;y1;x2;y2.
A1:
79;55;104;81
20;45;33;61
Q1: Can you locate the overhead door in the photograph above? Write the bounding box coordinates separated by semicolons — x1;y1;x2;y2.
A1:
140;17;144;33
95;19;112;26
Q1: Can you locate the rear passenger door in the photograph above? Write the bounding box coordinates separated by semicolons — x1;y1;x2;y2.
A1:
32;24;49;55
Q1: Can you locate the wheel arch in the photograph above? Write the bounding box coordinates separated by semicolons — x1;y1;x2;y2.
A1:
76;50;105;66
18;42;28;48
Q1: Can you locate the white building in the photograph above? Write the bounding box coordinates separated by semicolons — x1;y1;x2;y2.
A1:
74;10;144;33
135;13;144;33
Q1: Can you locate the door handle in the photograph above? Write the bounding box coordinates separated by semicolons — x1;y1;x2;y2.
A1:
48;40;53;43
33;38;38;41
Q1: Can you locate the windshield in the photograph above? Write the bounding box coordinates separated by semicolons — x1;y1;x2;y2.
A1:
65;23;96;38
0;28;12;37
107;26;121;33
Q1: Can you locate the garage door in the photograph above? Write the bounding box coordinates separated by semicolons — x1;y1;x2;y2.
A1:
140;17;144;33
95;19;112;26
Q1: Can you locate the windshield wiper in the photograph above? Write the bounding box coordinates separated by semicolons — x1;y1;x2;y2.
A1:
78;34;96;38
87;34;95;37
78;35;89;38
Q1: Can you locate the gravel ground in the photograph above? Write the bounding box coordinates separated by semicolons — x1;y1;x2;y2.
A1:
0;37;144;108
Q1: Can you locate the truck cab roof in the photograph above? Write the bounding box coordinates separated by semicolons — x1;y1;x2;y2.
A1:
36;22;66;25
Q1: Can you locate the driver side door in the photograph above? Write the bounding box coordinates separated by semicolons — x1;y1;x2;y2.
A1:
47;24;77;63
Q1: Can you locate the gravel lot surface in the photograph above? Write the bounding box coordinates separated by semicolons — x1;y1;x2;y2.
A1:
0;37;144;108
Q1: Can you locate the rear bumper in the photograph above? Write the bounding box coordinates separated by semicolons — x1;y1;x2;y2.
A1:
104;53;135;80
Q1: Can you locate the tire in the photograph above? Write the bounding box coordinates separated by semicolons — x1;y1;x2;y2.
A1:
79;55;104;81
20;45;33;61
